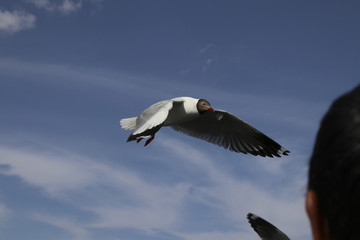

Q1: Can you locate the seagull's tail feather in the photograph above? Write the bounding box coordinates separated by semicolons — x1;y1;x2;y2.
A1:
120;117;137;130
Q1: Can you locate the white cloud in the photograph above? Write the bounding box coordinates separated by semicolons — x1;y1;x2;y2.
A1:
0;10;36;34
60;0;82;14
0;146;97;195
0;145;189;231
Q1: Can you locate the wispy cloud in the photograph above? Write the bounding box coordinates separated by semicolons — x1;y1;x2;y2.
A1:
0;133;310;240
157;136;310;240
0;146;101;196
33;214;89;240
0;203;10;223
177;231;256;240
202;58;214;72
0;57;167;99
0;57;324;133
0;145;188;231
27;0;83;14
0;1;101;35
199;44;214;55
0;10;36;34
27;0;102;15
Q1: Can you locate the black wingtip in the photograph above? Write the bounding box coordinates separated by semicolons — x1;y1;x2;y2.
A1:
279;146;290;157
247;212;291;240
247;213;258;222
127;134;137;142
282;150;290;156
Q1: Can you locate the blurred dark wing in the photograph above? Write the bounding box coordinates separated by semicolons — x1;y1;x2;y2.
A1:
247;213;291;240
171;110;289;157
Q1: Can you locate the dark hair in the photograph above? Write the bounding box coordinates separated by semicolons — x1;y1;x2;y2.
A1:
308;84;360;240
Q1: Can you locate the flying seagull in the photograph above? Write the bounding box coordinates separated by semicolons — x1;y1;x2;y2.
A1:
120;97;290;157
247;213;291;240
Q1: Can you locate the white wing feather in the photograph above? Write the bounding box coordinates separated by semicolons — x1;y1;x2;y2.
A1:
133;100;173;135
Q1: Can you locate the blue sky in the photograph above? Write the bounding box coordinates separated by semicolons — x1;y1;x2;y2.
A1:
0;1;359;240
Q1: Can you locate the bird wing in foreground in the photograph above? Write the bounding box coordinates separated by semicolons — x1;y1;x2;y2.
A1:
247;213;290;240
171;110;290;157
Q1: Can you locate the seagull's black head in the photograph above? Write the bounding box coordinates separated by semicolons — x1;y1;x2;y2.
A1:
197;99;215;114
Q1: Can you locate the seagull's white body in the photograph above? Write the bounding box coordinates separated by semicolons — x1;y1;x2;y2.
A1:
120;96;290;157
120;97;200;135
157;97;200;126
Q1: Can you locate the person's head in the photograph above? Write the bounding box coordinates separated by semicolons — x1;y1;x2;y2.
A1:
306;84;360;240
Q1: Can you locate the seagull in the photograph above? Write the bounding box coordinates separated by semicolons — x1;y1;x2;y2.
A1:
120;97;290;157
247;213;291;240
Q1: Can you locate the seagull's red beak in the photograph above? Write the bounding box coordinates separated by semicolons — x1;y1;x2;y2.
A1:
208;107;215;112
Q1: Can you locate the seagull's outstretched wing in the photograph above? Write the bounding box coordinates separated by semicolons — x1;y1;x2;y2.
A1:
171;110;289;157
247;213;290;240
